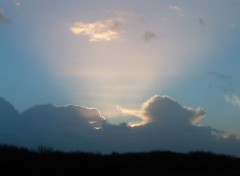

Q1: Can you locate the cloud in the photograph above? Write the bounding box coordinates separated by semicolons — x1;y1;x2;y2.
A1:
230;24;237;28
198;18;205;26
0;8;9;23
207;71;233;83
1;96;240;156
207;71;234;93
143;30;156;42
169;5;182;12
70;17;125;41
206;71;238;107
14;0;21;6
224;94;240;107
118;95;205;127
168;5;184;17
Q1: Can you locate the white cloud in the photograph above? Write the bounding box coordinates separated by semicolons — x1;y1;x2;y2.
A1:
70;18;125;41
224;94;240;107
168;5;184;17
169;5;182;12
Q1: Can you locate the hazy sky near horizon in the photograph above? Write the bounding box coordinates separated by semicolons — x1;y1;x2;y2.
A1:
1;0;240;136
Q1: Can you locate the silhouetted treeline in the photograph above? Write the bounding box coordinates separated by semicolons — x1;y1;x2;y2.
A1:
0;145;240;176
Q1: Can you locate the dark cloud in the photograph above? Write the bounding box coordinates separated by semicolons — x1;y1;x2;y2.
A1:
0;96;240;156
143;30;156;42
0;8;10;23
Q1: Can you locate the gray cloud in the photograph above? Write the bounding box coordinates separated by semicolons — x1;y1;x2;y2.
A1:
198;18;205;26
0;8;9;23
0;95;240;156
14;0;21;6
143;30;156;42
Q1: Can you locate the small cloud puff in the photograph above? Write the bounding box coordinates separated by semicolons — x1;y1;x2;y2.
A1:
143;30;156;42
14;0;21;6
70;17;125;41
198;18;205;26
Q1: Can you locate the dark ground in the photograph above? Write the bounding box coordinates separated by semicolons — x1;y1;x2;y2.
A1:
0;145;240;176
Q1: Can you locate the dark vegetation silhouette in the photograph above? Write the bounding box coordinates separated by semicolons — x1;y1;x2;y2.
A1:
0;145;240;176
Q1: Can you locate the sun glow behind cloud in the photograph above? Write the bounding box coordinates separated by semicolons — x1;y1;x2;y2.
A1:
41;8;215;117
21;1;238;121
118;95;205;127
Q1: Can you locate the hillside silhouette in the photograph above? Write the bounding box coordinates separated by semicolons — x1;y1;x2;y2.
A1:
1;145;240;176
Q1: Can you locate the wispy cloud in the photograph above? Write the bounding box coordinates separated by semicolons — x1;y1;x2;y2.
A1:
168;5;184;17
169;5;182;12
207;71;233;82
230;24;237;28
143;30;156;42
224;94;240;107
207;71;234;93
70;17;125;41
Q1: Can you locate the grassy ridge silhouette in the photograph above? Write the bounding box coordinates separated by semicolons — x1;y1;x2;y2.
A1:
1;144;240;175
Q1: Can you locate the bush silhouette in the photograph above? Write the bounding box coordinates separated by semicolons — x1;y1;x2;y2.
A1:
0;144;240;175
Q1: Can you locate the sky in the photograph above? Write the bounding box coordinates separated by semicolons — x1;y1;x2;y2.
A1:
1;0;240;155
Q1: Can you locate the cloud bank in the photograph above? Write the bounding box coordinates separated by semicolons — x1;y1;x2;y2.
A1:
1;95;240;156
70;17;125;41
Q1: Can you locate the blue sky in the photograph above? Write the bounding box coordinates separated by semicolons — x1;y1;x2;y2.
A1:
1;0;240;151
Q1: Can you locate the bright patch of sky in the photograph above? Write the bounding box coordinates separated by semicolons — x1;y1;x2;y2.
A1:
0;0;240;135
